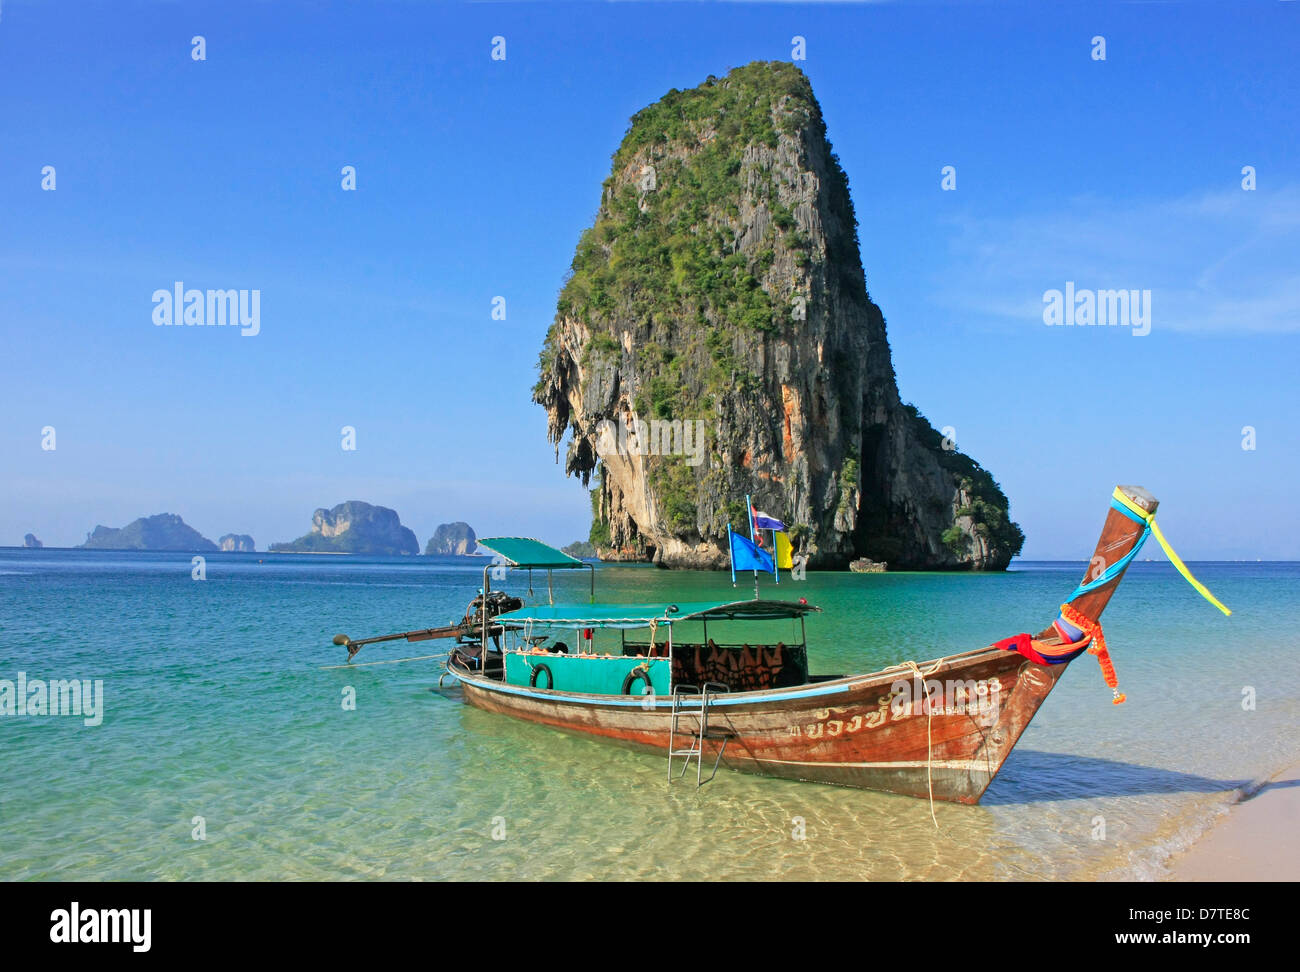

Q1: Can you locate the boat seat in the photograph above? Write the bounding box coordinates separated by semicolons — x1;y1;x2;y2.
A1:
669;641;806;692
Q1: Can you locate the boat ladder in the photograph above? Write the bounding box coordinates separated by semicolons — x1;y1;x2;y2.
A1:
668;683;733;787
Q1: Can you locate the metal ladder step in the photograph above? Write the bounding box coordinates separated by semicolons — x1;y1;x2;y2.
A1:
667;682;731;787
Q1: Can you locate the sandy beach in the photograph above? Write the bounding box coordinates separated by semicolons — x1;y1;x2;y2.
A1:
1167;762;1300;881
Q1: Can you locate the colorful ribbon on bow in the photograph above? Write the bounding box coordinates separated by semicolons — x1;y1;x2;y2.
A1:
1068;488;1231;616
999;488;1231;705
1059;602;1125;705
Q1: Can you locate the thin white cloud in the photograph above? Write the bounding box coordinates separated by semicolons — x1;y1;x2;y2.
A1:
931;185;1300;335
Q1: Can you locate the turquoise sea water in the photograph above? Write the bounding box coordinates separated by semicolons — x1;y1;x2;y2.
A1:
1;550;1296;881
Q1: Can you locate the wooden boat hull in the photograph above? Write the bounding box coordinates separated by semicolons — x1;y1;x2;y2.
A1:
452;646;1068;804
445;485;1159;804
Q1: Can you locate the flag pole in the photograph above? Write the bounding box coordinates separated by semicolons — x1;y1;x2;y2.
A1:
727;524;736;587
746;494;759;599
772;528;779;584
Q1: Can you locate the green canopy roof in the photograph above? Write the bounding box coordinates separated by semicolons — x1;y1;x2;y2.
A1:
477;537;587;569
491;598;820;630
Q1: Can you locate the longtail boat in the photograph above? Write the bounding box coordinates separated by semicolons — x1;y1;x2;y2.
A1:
333;485;1229;804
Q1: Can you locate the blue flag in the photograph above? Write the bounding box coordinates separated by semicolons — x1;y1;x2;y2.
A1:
729;527;775;575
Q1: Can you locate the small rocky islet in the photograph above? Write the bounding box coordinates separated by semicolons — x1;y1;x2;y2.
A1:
60;506;489;558
80;514;219;552
269;501;419;556
424;522;477;556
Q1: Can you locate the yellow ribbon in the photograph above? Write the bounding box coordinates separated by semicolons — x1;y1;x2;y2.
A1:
1111;487;1153;522
1111;488;1231;617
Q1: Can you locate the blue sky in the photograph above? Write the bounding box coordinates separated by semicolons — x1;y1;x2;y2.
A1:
1;1;1296;558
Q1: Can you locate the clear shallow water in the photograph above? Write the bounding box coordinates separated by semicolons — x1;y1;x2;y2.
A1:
0;550;1296;881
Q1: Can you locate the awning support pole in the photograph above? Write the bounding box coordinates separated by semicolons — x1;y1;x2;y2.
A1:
481;564;492;669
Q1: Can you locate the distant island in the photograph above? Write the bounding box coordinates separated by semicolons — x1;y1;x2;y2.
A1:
270;501;419;555
80;513;218;551
218;534;256;552
424;522;477;556
562;540;597;559
23;533;43;549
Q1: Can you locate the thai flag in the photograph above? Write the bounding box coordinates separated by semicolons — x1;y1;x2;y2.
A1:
751;507;785;531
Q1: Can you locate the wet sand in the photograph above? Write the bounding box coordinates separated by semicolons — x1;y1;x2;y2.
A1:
1167;762;1300;881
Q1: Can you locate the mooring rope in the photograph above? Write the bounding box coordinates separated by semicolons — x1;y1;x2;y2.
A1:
319;651;451;670
895;657;946;828
895;654;1050;876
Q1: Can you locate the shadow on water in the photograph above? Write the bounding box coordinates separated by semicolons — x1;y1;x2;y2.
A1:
1241;775;1300;799
984;750;1250;804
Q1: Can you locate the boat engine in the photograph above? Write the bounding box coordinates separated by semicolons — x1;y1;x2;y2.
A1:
461;590;523;628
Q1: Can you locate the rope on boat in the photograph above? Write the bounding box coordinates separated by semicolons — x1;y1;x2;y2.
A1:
897;657;946;828
319;651;452;670
897;654;1051;871
895;657;1051;877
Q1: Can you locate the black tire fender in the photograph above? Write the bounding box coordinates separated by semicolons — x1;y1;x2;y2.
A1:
621;665;652;696
529;663;553;690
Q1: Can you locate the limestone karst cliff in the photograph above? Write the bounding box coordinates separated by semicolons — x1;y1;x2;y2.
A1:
424;522;478;556
270;501;419;556
80;514;218;551
218;534;256;552
533;62;1023;569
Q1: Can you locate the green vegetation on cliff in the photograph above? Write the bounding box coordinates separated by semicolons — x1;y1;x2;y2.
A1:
587;485;612;548
562;540;597;559
534;61;1022;570
80;514;217;551
424;521;478;556
547;62;843;393
271;501;419;556
903;404;1026;559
